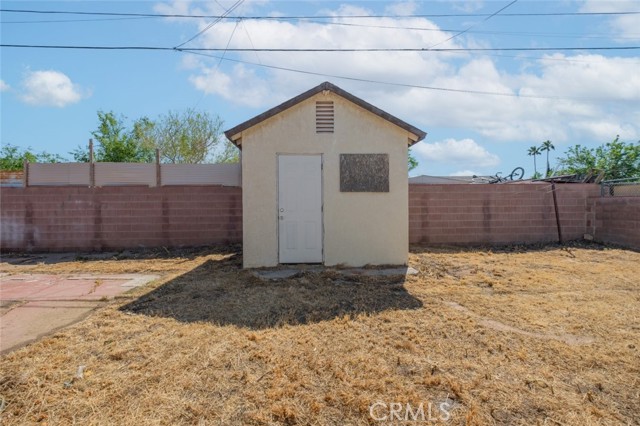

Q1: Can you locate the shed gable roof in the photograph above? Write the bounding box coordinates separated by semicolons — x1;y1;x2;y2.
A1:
224;81;427;146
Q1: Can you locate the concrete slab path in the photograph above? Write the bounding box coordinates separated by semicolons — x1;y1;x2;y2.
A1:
0;274;158;354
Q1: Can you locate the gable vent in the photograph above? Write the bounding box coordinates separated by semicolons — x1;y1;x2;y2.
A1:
316;101;334;133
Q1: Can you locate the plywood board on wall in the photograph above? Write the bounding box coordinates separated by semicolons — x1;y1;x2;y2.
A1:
339;154;389;192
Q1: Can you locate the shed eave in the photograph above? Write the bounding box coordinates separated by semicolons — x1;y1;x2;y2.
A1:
228;132;242;147
223;81;427;145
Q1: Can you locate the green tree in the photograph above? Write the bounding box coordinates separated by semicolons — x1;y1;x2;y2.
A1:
69;141;91;162
215;140;240;163
527;145;542;177
131;117;156;156
153;109;228;163
557;136;640;180
71;111;155;162
408;150;418;172
540;140;555;177
0;143;64;170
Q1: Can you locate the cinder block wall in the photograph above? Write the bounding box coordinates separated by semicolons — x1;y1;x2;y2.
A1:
591;197;640;250
2;183;636;252
0;186;242;252
409;183;601;245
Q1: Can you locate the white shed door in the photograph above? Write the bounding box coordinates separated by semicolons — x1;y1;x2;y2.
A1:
278;155;323;263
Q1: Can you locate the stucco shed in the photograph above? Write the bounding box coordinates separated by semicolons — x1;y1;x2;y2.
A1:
225;82;426;268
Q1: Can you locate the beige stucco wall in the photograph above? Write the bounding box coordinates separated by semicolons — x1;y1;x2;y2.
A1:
239;92;410;268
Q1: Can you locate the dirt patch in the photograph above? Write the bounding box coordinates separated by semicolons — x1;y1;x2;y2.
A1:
444;301;594;345
1;242;639;425
120;259;421;328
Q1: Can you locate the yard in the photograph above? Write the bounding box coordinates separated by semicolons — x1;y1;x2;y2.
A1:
0;243;638;425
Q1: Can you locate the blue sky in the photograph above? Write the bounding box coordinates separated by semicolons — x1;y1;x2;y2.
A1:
1;0;639;177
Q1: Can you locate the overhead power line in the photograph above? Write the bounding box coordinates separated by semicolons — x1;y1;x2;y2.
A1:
1;16;155;24
4;16;638;41
427;0;519;48
184;46;640;52
2;44;639;52
306;20;640;40
0;47;632;101
1;8;640;19
174;0;244;48
181;50;607;101
184;10;243;110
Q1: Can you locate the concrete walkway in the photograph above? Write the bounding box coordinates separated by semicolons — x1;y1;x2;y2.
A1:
0;274;158;354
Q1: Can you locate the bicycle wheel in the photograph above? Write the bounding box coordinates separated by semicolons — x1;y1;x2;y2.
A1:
510;167;525;180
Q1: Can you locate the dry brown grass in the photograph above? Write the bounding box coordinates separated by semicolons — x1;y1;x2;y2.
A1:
1;243;639;425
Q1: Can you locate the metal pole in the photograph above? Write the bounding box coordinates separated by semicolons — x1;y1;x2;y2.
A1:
551;181;563;244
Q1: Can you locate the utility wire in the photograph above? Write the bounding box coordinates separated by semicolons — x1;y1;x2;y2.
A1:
191;46;640;52
2;8;640;19
190;19;241;110
1;16;155;24
2;16;634;41
180;50;612;101
0;47;631;100
479;52;640;64
240;19;262;65
215;20;240;69
0;44;174;51
2;44;638;52
5;43;639;65
427;0;519;48
302;20;640;40
4;16;638;41
174;0;243;48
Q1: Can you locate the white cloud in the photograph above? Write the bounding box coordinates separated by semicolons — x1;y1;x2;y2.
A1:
189;64;270;107
20;70;87;107
580;0;640;41
154;0;270;23
179;53;202;70
177;10;460;108
0;80;9;92
519;54;640;101
154;0;192;17
385;1;418;15
568;119;638;142
450;169;479;176
382;54;640;143
610;14;640;41
451;1;485;13
158;3;640;147
412;138;500;168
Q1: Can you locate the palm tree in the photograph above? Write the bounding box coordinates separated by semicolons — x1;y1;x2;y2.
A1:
540;140;555;177
527;145;542;177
